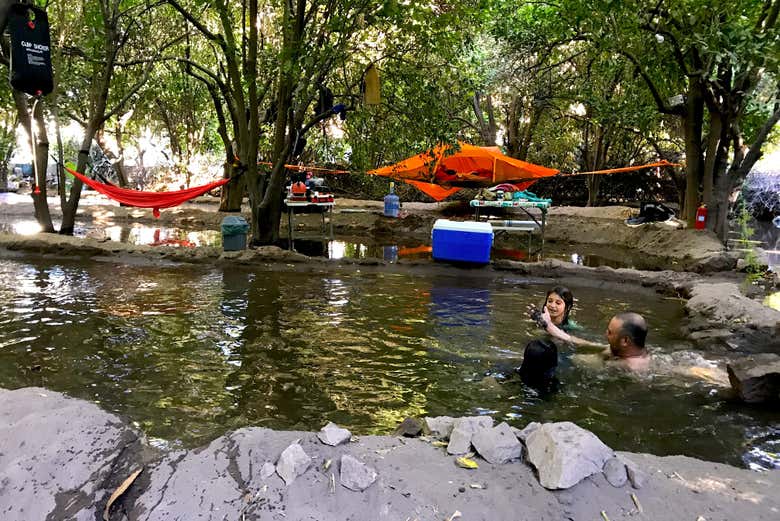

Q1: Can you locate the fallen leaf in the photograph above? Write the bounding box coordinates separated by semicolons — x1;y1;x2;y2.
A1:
469;483;483;489
431;441;448;448
588;406;608;417
323;459;332;471
103;468;143;521
455;457;478;469
630;492;643;513
446;511;462;521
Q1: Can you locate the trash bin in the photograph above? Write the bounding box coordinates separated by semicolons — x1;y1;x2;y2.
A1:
221;216;249;251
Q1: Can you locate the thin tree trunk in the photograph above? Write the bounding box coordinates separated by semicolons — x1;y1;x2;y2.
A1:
13;91;54;232
682;79;705;226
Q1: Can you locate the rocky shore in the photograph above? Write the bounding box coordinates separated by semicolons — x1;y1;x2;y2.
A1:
1;387;778;521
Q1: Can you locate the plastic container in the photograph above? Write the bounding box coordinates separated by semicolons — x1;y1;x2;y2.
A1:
384;182;400;218
221;216;249;251
432;219;493;264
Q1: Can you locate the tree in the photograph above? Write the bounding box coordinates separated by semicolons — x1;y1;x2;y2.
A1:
558;0;780;237
55;0;178;234
167;0;478;245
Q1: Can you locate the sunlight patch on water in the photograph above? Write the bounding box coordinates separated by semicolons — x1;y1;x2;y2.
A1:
12;220;42;235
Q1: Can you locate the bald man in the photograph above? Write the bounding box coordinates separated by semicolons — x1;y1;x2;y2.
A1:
541;309;650;372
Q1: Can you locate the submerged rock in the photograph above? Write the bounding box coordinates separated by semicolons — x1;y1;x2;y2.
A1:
471;422;523;464
317;422;352;446
339;454;378;491
276;443;312;485
525;422;614;490
727;354;780;404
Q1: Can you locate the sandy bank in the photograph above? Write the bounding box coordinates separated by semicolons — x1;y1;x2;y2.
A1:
1;192;728;269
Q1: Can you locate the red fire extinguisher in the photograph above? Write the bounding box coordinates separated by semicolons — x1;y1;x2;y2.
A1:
694;204;707;230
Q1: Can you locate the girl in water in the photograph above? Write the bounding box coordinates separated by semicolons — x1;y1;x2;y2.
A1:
530;286;581;332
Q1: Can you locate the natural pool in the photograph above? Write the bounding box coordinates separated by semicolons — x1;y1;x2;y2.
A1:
0;256;778;470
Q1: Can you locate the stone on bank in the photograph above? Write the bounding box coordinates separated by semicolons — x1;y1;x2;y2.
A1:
525;421;614;490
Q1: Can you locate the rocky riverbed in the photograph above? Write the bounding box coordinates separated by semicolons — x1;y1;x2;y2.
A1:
1;387;778;521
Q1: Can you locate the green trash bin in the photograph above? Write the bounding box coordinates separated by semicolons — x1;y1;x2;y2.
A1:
221;216;249;251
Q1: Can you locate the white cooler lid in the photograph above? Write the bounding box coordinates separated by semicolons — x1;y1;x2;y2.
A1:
432;219;493;233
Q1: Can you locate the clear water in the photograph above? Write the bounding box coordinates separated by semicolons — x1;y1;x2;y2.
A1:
0;256;777;469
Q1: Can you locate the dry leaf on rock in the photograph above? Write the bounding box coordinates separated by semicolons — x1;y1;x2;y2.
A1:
103;468;143;521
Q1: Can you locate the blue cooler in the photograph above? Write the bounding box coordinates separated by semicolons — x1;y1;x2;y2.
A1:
432;219;493;264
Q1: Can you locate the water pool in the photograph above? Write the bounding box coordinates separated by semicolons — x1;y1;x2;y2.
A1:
0;256;777;469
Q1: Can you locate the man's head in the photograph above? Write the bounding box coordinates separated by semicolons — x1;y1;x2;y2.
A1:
606;312;648;357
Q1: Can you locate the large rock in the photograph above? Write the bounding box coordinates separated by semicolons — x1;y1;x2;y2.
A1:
446;416;494;455
317;422;352;446
471;422;523;464
727;354;780;403
687;283;780;328
515;422;541;443
0;387;146;521
424;416;455;438
276;443;312;485
447;426;473;455
339;454;378;491
525;422;614;490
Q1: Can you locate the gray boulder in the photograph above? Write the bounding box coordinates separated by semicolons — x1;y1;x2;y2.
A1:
339;454;378;491
276;443;312;485
602;457;628;487
447;426;473;455
727;354;780;404
394;417;425;437
446;416;494;455
424;416;455;438
525;422;614;490
471;422;523;464
317;422;352;446
515;422;542;443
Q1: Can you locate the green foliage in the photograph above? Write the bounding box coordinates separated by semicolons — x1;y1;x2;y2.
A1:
735;205;764;287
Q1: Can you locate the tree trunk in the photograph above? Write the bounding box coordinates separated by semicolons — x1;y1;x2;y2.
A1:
60;131;95;235
682;79;705;226
13;92;54;232
586;175;601;206
219;160;245;212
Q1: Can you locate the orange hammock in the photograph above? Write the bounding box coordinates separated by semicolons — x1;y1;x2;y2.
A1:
65;166;231;218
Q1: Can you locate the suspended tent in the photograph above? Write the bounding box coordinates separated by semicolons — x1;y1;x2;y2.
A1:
65;166;231;218
367;142;680;201
367;142;559;201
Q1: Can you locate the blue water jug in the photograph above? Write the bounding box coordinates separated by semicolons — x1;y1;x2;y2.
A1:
383;182;400;218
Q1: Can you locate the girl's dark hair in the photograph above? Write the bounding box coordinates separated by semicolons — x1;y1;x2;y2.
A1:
546;286;574;325
518;339;558;389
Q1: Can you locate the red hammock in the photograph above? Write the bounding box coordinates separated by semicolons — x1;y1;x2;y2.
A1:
65;166;231;218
